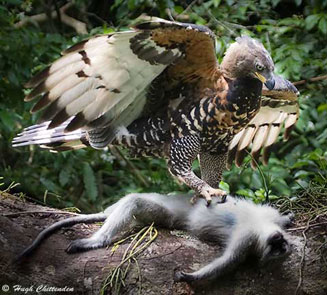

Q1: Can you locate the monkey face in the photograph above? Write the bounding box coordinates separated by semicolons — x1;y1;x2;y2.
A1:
261;231;291;262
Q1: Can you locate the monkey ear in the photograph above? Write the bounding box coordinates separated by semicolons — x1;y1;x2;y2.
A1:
279;212;295;228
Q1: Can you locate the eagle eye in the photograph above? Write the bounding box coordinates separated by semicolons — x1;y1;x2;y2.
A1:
256;63;265;71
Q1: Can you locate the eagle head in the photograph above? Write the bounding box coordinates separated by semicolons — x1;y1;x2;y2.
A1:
221;36;275;90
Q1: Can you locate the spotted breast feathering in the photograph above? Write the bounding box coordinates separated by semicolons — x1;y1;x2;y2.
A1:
12;18;300;204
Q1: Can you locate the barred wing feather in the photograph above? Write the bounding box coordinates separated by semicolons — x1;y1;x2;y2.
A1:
228;96;299;169
25;31;178;133
14;19;220;149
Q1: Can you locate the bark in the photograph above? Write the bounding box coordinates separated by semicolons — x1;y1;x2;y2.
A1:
0;192;326;295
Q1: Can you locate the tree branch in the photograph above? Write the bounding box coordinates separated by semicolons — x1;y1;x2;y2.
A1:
14;2;88;34
293;74;327;86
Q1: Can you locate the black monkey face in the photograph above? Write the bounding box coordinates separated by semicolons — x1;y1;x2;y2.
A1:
261;231;291;262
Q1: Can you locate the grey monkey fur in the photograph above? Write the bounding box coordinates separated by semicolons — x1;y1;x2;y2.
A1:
17;193;293;282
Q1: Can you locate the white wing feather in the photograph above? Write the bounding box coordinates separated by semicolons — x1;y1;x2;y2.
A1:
228;98;299;168
25;30;182;132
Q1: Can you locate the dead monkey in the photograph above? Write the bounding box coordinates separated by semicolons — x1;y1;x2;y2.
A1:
16;193;293;282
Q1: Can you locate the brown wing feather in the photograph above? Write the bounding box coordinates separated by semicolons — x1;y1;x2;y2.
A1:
134;21;221;84
24;19;220;133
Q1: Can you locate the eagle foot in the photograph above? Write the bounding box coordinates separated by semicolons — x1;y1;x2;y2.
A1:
190;195;199;205
200;187;227;206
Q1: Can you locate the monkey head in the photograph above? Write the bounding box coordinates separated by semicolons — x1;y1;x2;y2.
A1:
260;230;292;262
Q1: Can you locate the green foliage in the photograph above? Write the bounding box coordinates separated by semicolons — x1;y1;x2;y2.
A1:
1;0;327;211
83;162;98;201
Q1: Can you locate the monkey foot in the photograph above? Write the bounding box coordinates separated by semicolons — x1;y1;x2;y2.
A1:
199;187;227;206
66;238;104;254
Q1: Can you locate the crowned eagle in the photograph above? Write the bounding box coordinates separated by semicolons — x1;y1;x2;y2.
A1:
13;19;299;204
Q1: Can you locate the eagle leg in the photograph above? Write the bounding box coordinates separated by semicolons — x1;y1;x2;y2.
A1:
199;152;227;188
168;136;227;205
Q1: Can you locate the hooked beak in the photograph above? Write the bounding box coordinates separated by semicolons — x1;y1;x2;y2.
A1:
255;72;275;90
264;77;275;90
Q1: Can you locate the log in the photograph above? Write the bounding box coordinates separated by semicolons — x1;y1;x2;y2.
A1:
0;192;326;295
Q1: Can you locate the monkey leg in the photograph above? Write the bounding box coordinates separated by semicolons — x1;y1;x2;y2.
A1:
66;193;181;253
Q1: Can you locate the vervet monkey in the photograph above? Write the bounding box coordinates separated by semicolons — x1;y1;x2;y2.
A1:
17;193;292;282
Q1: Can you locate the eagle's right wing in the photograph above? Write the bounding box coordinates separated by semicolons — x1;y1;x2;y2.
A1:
228;76;299;169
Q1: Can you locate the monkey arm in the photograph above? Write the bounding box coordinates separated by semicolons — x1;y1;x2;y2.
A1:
174;231;255;282
168;136;226;205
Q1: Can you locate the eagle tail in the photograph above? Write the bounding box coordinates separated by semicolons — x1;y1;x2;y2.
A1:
12;118;88;152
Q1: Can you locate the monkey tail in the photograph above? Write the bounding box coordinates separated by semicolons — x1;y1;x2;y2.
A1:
14;213;107;264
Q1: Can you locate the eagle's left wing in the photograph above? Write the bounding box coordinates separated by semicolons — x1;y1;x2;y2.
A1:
227;76;299;169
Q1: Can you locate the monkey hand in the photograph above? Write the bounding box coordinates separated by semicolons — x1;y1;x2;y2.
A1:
174;270;196;282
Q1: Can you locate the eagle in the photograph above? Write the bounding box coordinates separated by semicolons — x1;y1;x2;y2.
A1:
13;19;299;204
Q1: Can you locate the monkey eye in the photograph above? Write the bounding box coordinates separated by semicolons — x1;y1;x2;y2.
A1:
256;63;265;71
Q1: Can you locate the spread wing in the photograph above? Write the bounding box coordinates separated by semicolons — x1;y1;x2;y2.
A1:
228;75;299;169
23;19;219;136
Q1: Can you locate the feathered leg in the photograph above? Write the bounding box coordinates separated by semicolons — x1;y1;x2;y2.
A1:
168;136;226;205
199;152;227;188
188;152;228;204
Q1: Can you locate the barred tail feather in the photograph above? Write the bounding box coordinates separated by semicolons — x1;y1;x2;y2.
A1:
12;118;88;152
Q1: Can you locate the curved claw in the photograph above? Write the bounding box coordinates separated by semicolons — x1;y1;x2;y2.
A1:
190;194;199;204
221;194;227;203
200;187;228;206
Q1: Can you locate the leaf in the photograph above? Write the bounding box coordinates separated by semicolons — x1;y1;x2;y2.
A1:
236;189;255;198
318;17;327;34
212;0;221;8
83;163;98;201
174;6;184;14
127;0;135;10
40;177;60;193
317;103;327;113
5;0;22;4
272;0;281;7
219;181;230;193
294;170;311;179
0;110;16;132
305;14;321;30
59;169;70;187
